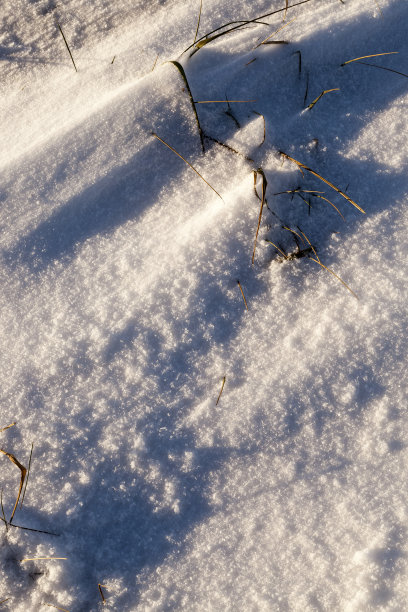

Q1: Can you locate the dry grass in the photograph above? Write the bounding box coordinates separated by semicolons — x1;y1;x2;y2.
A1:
252;169;268;264
152;133;223;201
57;23;77;73
237;280;249;311
279;152;365;213
216;376;226;406
0;449;26;523
341;51;398;66
306;88;339;110
0;423;16;433
168;61;205;152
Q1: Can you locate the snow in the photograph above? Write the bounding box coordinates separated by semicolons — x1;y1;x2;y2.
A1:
1;0;407;609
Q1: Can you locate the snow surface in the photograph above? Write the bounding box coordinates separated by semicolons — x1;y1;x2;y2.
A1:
1;0;408;609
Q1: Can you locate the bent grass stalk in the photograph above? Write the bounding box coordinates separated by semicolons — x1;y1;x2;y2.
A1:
353;62;408;78
0;516;59;536
265;240;288;259
168;61;205;152
216;376;226;405
341;51;398;66
57;23;77;72
306;88;339;110
298;229;358;298
194;99;256;103
279;152;365;213
21;557;67;563
184;0;316;55
152;133;223;201
98;583;110;603
253;16;296;49
193;0;203;45
20;442;33;508
0;449;26;523
0;423;16;433
237;280;249;311
252;169;268;264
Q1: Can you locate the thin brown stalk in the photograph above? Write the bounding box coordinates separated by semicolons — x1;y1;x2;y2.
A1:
297;228;320;262
252;169;268;264
0;423;16;433
254;16;296;48
341;51;398;66
152;133;223;201
20;443;33;508
151;54;159;71
265;240;289;259
1;490;7;532
0;600;10;605
0;515;59;536
237;280;249;311
0;449;26;523
42;604;70;612
184;0;316;56
283;0;289;20
216;377;226;405
313;193;345;220
354;62;408;78
204;135;254;162
168;61;205;152
282;225;305;244
98;583;108;604
194;99;256;103
57;23;77;73
193;0;203;44
309;258;358;299
21;557;67;563
306;88;339;110
279;152;365;213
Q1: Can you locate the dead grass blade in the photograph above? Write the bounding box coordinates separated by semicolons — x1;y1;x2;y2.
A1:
237;280;249;311
204;135;254;162
0;423;16;433
42;604;70;612
253;16;296;48
341;51;398;66
252;169;268;264
306;88;339;110
216;376;226;405
193;0;203;44
279;152;365;213
0;600;10;605
0;516;59;536
168;61;205;152
98;583;109;604
313;193;345;220
0;449;26;523
1;490;7;532
297;228;320;262
183;0;315;56
282;225;305;244
20;443;33;509
194;99;256;103
57;23;77;73
151;54;158;71
309;258;358;299
152;133;223;201
265;240;289;259
283;0;289;20
21;557;67;563
354;61;408;78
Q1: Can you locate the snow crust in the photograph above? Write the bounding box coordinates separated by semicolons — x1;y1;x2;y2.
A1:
1;0;407;609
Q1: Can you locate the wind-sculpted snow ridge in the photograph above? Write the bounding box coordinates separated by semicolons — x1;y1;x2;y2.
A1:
1;0;408;609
